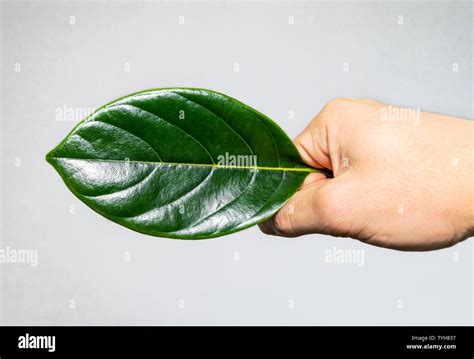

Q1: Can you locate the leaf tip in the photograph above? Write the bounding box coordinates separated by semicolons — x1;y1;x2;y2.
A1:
45;147;57;166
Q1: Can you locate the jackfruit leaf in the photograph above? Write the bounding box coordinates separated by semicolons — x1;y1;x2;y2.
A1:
46;88;323;239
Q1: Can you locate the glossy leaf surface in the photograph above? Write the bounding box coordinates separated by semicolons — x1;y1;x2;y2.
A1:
46;88;318;239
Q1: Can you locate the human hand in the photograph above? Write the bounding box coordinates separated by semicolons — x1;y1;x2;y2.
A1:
259;99;473;251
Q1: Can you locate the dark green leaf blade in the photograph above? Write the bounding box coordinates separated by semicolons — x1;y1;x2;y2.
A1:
46;88;320;239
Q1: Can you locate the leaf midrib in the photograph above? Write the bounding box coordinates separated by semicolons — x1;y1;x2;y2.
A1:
46;156;319;173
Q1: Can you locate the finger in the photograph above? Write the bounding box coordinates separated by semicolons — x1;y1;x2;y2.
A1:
294;110;333;170
300;172;327;189
259;177;335;237
294;98;382;174
294;129;332;170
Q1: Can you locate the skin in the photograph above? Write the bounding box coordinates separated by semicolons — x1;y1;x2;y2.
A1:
260;98;474;251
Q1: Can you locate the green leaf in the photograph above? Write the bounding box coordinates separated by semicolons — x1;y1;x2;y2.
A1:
46;88;322;239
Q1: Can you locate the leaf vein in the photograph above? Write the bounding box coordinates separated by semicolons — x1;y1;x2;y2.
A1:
93;115;163;162
171;91;255;157
113;103;216;165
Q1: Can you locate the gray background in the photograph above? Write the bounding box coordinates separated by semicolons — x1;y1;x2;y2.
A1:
1;0;472;325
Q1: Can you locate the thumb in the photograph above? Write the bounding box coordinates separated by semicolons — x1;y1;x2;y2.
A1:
259;175;338;237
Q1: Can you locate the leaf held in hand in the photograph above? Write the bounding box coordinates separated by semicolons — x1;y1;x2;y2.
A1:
46;88;319;239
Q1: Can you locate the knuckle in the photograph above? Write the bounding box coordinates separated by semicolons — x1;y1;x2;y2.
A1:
323;98;347;113
321;98;356;120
